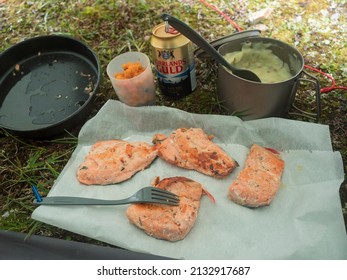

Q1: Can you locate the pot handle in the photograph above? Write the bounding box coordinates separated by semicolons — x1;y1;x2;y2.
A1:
289;70;321;122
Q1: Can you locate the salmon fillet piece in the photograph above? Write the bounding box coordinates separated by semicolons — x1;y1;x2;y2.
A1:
153;128;238;178
126;176;213;241
77;140;157;185
228;144;285;207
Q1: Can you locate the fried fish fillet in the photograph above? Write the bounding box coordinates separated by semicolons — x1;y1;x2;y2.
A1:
126;176;214;241
228;144;285;207
77;140;157;185
153;128;238;178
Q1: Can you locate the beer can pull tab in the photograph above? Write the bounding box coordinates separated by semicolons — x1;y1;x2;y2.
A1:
164;21;170;32
164;21;179;34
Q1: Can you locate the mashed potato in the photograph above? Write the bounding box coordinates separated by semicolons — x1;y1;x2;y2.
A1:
224;42;292;83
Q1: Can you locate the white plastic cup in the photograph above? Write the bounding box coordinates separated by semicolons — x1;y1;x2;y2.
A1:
106;52;156;106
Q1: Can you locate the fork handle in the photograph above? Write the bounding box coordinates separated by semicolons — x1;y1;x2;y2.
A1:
33;196;136;206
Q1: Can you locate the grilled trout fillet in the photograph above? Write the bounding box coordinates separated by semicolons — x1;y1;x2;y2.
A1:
77;140;157;185
126;176;213;242
228;144;285;207
153;128;238;178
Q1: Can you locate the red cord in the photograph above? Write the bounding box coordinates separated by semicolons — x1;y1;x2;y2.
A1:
199;0;347;94
198;0;243;32
304;65;347;93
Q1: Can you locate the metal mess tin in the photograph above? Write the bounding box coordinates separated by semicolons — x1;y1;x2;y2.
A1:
217;37;320;121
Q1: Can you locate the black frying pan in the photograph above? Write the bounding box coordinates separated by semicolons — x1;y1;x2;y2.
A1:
0;35;100;138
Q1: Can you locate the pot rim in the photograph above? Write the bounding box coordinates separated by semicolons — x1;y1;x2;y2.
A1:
194;29;261;58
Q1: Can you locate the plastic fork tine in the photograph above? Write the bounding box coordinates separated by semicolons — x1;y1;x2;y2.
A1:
149;188;180;205
155;198;179;206
151;194;179;206
151;188;179;199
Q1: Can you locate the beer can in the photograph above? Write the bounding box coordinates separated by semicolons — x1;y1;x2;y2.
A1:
150;23;196;99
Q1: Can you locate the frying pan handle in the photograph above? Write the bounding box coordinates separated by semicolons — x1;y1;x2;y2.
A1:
289;70;321;122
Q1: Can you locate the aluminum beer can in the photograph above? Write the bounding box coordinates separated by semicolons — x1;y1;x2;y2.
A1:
150;23;196;99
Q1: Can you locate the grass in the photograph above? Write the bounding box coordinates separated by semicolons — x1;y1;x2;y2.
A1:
0;0;346;243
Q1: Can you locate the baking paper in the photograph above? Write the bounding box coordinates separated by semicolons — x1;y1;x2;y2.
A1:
32;100;347;259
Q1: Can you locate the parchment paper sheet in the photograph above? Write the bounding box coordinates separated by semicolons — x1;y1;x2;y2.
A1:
32;100;347;259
